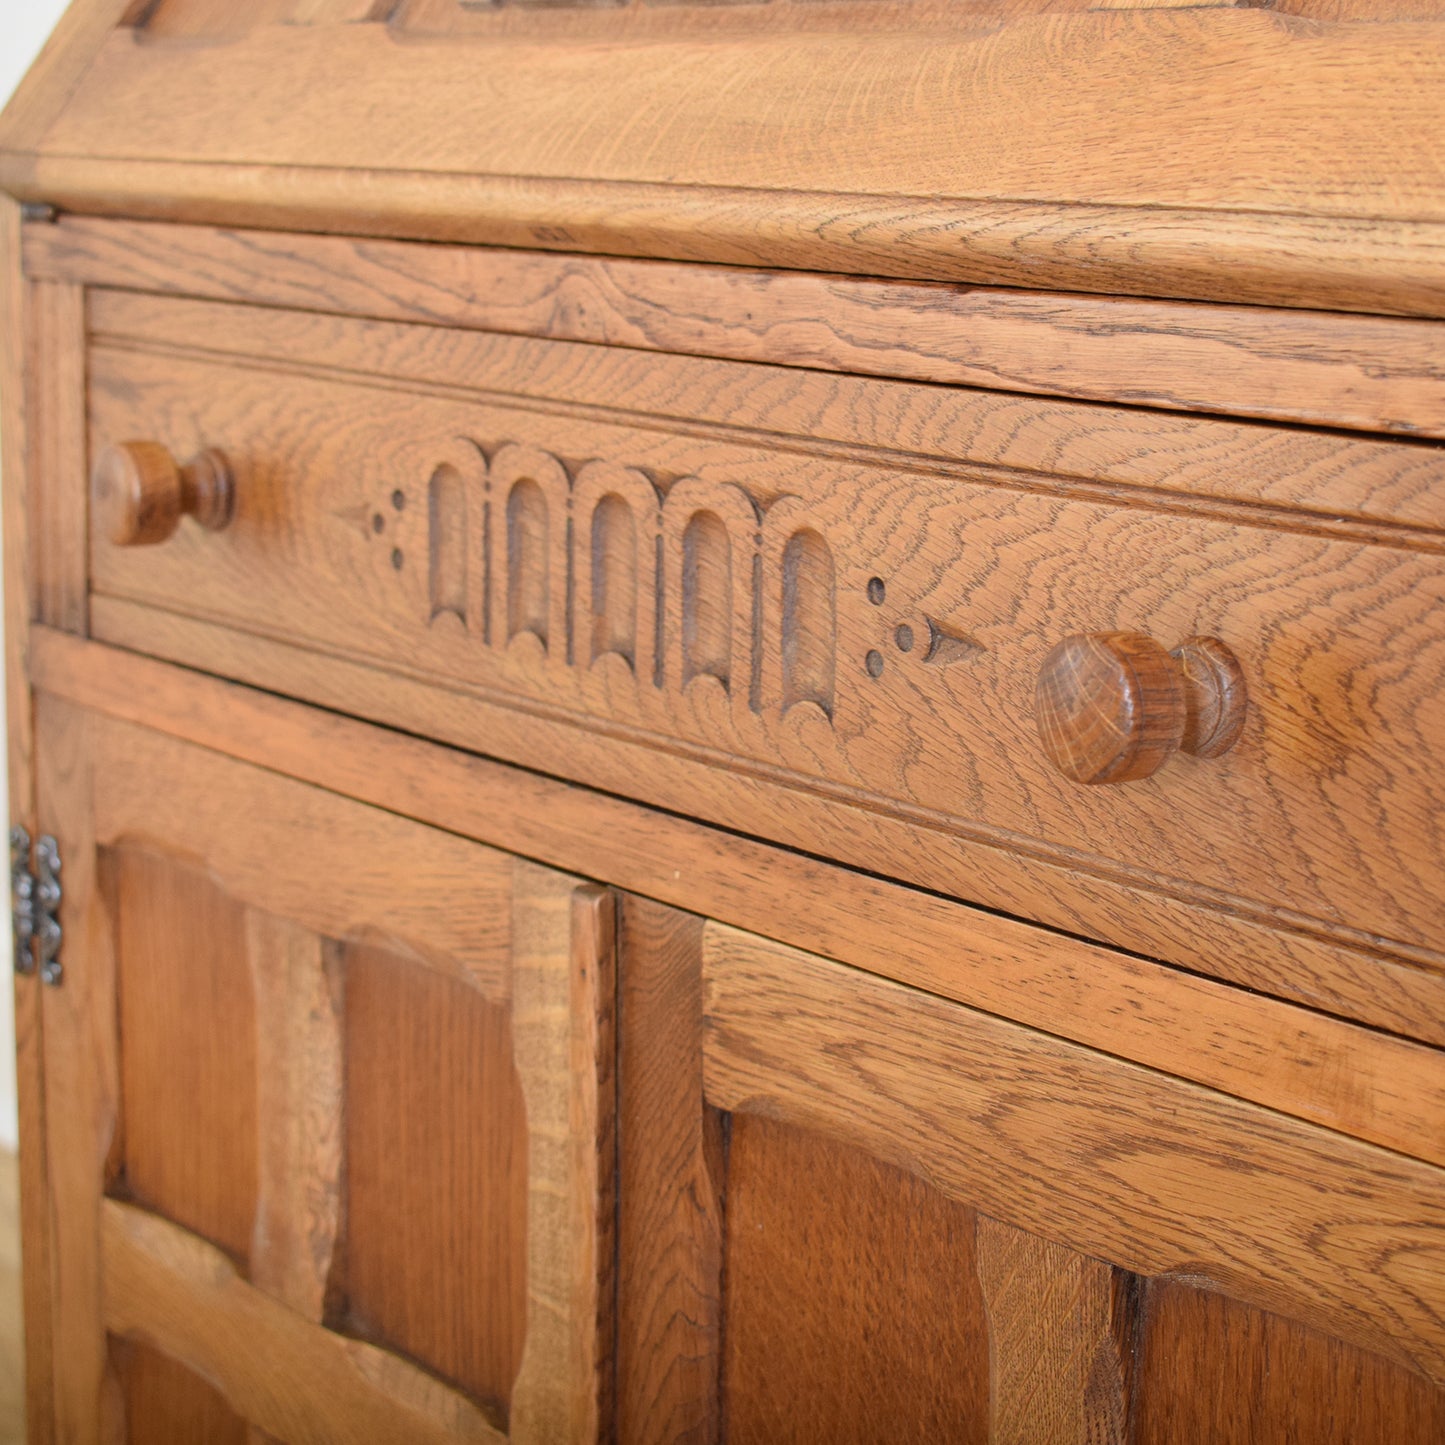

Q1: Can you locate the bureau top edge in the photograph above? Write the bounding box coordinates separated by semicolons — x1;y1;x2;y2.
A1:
4;0;1445;318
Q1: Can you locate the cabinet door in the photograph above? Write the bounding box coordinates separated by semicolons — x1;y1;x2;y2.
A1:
616;898;1445;1445
32;694;613;1445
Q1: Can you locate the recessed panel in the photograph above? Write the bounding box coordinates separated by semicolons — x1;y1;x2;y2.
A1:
111;1338;249;1445
723;1113;989;1444
1134;1278;1445;1444
111;846;258;1264
340;942;528;1418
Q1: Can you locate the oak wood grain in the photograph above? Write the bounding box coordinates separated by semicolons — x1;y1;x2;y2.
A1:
9;152;1445;316
1132;1277;1445;1444
111;847;258;1263
341;940;528;1419
87;287;1445;537
16;149;1445;316
36;628;1445;1151
245;913;343;1323
112;1338;250;1445
30;696;614;1439
101;1198;505;1445
700;923;1445;1387
616;899;722;1445
975;1218;1132;1445
81;339;1445;958
27;276;86;633
722;1113;989;1444
33;696;120;1443
88;714;515;998
509;866;615;1445
6;9;1445;314
89;593;1445;1044
25;218;1445;435
0;193;53;1445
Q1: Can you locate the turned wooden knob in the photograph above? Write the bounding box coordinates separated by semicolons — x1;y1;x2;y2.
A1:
1036;632;1246;785
93;441;235;547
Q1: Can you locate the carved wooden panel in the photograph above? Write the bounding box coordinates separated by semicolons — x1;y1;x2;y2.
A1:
617;900;1445;1441
34;696;614;1443
83;298;1445;976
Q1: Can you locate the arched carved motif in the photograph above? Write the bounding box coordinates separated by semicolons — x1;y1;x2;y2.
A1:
682;511;732;689
507;477;550;647
761;497;838;721
781;528;837;717
489;444;571;658
591;496;636;665
427;462;469;628
572;461;662;681
661;478;760;701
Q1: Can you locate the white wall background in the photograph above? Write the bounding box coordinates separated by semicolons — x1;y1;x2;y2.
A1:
0;0;73;1151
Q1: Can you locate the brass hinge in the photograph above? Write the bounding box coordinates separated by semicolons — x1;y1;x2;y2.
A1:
10;825;62;986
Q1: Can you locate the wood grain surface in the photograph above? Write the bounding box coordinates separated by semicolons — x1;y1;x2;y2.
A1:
27;278;85;634
90;718;515;998
246;915;343;1324
0;194;53;1445
4;7;1445;311
113;1339;250;1445
700;924;1445;1387
975;1218;1131;1445
615;900;722;1445
24;218;1445;435
102;1199;504;1445
35;627;1445;1157
1132;1278;1445;1444
509;867;616;1445
11;154;1445;316
342;941;527;1420
112;848;258;1263
27;692;616;1440
81;322;1445;961
87;288;1445;536
722;1114;989;1444
34;697;118;1442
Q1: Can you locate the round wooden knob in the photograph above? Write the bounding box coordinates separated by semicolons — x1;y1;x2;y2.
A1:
93;441;235;547
1036;632;1246;785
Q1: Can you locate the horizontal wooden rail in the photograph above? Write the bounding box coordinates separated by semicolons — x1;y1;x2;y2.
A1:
25;216;1445;437
30;627;1445;1169
102;1198;504;1445
702;925;1445;1388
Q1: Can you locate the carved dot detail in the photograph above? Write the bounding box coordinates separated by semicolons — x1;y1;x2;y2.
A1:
391;490;406;510
372;513;385;535
867;577;886;605
391;548;404;571
865;650;885;679
895;624;915;653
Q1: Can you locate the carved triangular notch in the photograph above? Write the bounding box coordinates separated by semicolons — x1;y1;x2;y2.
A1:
921;617;985;667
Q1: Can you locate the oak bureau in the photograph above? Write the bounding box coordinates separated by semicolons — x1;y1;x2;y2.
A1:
3;1;1445;1441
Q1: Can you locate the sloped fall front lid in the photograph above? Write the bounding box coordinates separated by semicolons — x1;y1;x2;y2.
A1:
2;0;1444;313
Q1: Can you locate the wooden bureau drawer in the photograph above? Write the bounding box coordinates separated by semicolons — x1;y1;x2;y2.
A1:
81;289;1445;1020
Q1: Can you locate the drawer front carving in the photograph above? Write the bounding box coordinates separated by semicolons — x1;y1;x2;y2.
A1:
86;311;1445;963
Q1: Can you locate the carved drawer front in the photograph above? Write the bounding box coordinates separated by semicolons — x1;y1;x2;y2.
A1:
83;290;1445;993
